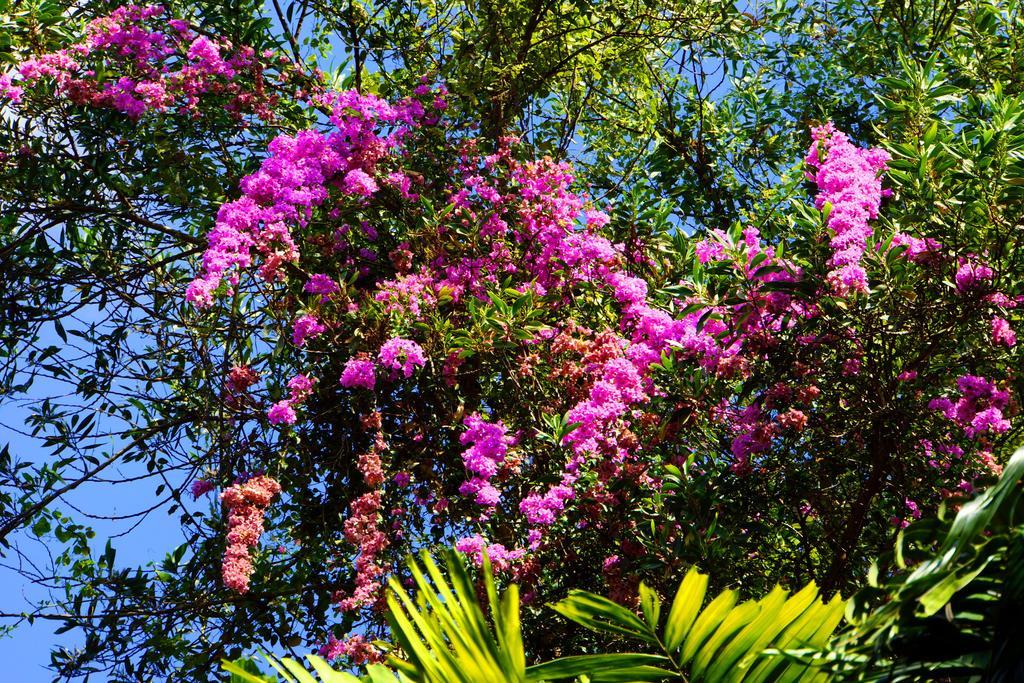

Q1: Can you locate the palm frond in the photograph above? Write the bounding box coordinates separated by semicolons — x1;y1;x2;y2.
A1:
540;567;845;682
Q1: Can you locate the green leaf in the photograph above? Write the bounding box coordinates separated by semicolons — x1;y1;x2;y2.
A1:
638;583;662;632
904;445;1024;591
679;589;738;666
703;586;789;680
32;516;51;537
551;591;656;643
916;555;994;616
525;654;675;682
306;655;364;682
689;598;760;679
664;567;708;653
222;659;276;683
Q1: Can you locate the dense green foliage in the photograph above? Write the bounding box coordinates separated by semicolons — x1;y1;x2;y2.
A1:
823;445;1024;680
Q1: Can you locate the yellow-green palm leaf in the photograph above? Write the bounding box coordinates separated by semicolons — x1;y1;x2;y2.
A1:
542;567;846;682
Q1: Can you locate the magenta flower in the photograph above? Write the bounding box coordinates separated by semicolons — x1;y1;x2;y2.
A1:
304;274;340;299
991;316;1016;347
0;73;23;103
287;374;316;403
805;123;890;295
930;375;1011;437
455;534;524;570
267;400;297;425
342;168;378;197
340;357;377;390
292;314;325;347
190;479;215;499
892;233;942;262
695;238;727;264
378;338;426;378
519;484;574;525
955;257;994;293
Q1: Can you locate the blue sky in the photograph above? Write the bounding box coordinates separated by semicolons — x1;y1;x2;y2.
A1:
0;318;189;680
0;489;186;681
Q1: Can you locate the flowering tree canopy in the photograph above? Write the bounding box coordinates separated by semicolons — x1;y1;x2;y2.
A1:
2;0;1024;679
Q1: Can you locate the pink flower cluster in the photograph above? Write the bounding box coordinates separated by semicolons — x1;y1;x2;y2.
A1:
955;256;994;293
562;356;647;456
694;232;728;264
186;88;435;307
519;484;575;525
420;145;664;530
340;356;376;390
319;634;382;665
267;373;317;425
729;404;775;473
292;314;326;347
304;274;340;301
608;227;804;474
375;273;439;318
929;375;1011;437
991;317;1016;347
892;233;942;263
5;5;273;120
226;365;260;393
222;364;258;410
378;338;426;378
458;414;513;506
891;498;923;529
220;475;282;593
339;491;388;611
190;478;215;499
0;73;23;103
267;402;297;425
337;420;391;613
455;534;525;571
805;122;890;295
